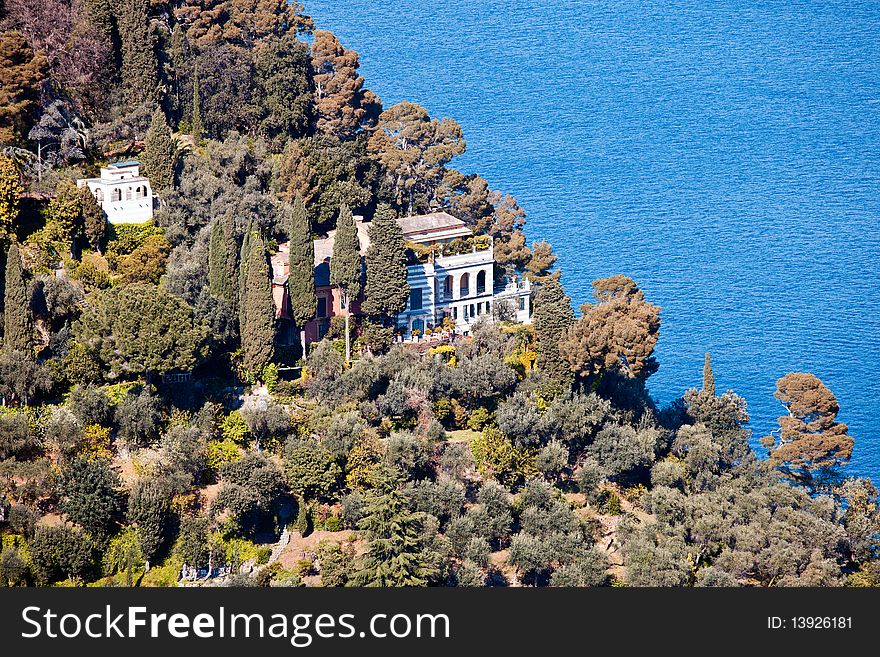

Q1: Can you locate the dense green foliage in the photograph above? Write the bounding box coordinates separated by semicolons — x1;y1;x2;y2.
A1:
0;0;872;592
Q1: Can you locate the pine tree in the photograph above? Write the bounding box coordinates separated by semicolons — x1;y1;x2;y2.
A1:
141;106;176;191
361;204;408;320
115;0;158;109
191;70;204;142
703;352;715;396
240;232;275;374
80;186;106;253
533;277;574;389
286;196;316;351
3;242;31;355
353;472;431;587
0;156;22;243
330;203;361;362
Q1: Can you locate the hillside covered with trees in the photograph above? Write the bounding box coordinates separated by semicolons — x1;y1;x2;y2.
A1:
0;0;876;588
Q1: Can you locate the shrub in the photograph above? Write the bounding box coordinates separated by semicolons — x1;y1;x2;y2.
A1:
221;411;251;446
206;439;241;473
471;428;537;489
467;406;492;431
324;516;343;532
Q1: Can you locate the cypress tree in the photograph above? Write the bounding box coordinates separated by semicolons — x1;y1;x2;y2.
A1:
142;106;176;191
361;204;409;320
209;214;239;313
115;0;158;109
533;276;574;390
703;352;715;396
223;213;239;315
330;203;361;362
3;242;31;355
238;222;253;326
286;196;316;350
208;218;225;299
240;233;275;374
191;70;204;141
80;186;106;253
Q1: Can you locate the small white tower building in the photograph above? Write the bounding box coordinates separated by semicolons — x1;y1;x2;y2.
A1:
77;161;154;224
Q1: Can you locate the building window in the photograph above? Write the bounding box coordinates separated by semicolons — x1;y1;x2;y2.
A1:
476;270;486;295
519;296;526;311
486;301;491;314
125;187;133;200
318;319;329;339
470;304;475;317
453;306;458;320
410;287;423;311
476;303;482;316
460;272;470;298
443;275;453;298
317;296;328;318
111;188;121;202
95;188;103;202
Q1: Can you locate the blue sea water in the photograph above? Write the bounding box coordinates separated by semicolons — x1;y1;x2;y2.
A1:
305;1;880;476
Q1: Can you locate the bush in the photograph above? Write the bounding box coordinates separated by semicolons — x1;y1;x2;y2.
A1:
221;411;251;446
466;406;492;431
206;439;241;473
324;516;343;532
255;546;272;565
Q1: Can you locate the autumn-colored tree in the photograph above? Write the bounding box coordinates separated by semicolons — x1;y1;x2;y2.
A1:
3;242;32;354
310;30;380;140
488;192;529;275
361;205;409;321
173;0;313;50
559;275;661;382
141;106;176;191
762;373;854;483
368;102;466;215
445;171;494;231
286;196;316;351
526;240;558;283
80;186;106;253
0;31;48;145
533;277;574;390
115;0;159;109
0;157;23;242
330;203;362;362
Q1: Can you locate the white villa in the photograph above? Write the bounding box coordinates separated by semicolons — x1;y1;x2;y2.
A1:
284;211;531;342
394;212;531;336
76;161;154;224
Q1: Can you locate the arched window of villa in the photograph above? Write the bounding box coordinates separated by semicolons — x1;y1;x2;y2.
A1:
476;270;486;295
444;275;453;298
111;188;121;202
125;187;133;200
95;188;103;202
460;272;470;297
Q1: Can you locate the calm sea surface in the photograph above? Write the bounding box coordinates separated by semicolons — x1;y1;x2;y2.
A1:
305;1;880;476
